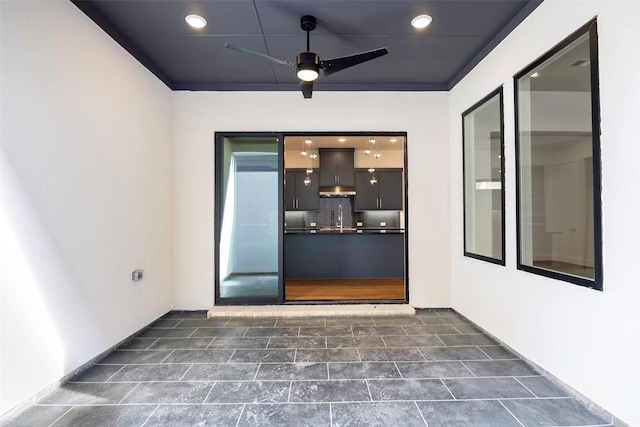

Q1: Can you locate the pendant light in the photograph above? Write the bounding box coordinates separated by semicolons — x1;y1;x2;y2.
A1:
369;140;377;185
303;138;314;185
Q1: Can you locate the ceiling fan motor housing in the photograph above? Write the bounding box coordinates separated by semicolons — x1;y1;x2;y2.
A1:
296;51;320;81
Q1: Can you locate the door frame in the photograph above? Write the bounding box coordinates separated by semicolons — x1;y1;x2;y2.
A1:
214;131;409;305
214;132;285;305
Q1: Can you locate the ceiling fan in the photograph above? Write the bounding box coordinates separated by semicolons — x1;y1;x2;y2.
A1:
225;15;389;99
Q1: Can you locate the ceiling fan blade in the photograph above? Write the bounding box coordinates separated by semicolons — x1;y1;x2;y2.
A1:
320;48;389;77
225;44;295;67
300;81;313;99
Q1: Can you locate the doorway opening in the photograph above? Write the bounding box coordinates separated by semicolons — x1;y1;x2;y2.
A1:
214;132;408;305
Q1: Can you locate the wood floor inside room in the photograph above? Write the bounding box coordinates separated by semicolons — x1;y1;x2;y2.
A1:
285;278;405;301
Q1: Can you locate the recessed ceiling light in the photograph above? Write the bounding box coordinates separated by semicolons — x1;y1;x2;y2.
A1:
338;138;346;143
185;14;207;29
411;14;432;29
390;138;398;143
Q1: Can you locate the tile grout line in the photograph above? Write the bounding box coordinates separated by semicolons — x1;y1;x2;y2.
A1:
393;362;404;379
498;399;526;427
329;402;334;427
46;406;74;427
434;334;447;347
364;379;374;402
476;345;493;360
159;350;175;364
439;378;456;400
413;400;430;427
234;404;246;427
139;404;160;427
514;377;539;398
117;382;142;405
202;382;217;404
458;360;477;377
177;364;194;382
102;365;128;383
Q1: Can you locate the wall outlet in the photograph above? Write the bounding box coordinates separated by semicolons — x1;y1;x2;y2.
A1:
132;270;144;281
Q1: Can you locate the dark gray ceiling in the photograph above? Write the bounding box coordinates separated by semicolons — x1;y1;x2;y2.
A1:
72;0;542;93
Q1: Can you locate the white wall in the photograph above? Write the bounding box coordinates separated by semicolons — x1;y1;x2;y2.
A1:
0;1;173;415
171;91;450;309
449;1;640;425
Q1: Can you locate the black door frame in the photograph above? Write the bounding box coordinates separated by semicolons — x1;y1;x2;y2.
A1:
214;131;409;305
214;132;285;305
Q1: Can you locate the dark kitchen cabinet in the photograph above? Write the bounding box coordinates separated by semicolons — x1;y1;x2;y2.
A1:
354;169;403;211
319;148;355;187
285;169;319;211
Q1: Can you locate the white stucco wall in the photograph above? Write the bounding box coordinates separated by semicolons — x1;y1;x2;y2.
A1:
171;91;451;309
449;1;640;425
1;1;173;414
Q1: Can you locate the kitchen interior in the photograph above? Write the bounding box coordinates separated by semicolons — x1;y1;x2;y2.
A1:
284;134;406;302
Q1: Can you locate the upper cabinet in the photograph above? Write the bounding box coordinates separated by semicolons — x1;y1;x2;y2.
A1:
354;169;403;211
285;170;319;211
319;148;355;187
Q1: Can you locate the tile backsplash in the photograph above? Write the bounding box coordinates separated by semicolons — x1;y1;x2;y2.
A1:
285;196;401;230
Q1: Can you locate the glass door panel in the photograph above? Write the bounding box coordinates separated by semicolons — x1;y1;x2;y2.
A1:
215;134;283;304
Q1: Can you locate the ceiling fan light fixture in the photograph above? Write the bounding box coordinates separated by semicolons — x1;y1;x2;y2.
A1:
297;52;320;81
411;14;432;29
185;14;207;29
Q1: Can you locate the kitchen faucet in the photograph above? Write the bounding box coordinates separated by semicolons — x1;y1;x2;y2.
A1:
338;204;343;233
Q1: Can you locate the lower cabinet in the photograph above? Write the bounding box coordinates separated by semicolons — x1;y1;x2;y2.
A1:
285;233;404;278
285;170;319;211
354;169;403;211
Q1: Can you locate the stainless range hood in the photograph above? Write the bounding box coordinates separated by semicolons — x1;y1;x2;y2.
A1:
319;186;356;197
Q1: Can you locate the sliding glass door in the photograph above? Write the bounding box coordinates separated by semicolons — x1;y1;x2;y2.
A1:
214;133;284;304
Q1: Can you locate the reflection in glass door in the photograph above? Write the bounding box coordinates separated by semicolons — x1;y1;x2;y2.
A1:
215;134;283;304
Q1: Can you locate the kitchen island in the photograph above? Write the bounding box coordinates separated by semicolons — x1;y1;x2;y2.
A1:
284;232;404;279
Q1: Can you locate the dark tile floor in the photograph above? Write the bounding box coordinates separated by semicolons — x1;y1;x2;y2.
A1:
6;309;615;426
